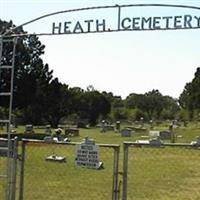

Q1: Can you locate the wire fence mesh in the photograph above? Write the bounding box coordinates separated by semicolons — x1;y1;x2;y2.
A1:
0;156;7;200
20;140;119;200
122;142;200;200
0;137;19;200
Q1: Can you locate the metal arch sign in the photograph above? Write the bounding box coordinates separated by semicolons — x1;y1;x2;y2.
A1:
51;4;200;35
3;4;200;37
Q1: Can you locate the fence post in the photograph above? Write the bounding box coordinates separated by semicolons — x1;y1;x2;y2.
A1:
122;142;129;200
10;137;18;200
112;146;120;200
19;140;26;200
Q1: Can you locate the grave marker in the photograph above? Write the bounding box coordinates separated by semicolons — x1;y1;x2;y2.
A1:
24;124;34;134
75;137;102;169
121;128;132;137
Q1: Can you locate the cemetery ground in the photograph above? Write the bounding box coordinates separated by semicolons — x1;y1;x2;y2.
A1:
1;122;200;199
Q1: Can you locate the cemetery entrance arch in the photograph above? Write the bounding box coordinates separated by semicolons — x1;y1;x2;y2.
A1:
1;3;200;200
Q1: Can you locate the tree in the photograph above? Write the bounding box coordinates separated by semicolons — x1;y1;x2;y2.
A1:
125;90;163;120
78;90;111;126
125;90;179;120
41;79;73;127
179;67;200;119
0;20;53;124
160;96;180;120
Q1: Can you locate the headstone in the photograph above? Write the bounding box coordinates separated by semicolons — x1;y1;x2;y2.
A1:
140;117;144;127
121;128;132;137
65;128;79;136
44;136;53;143
24;124;34;134
149;130;171;140
100;120;106;133
75;137;102;169
191;136;200;147
159;130;171;140
45;154;66;162
136;140;149;144
77;121;87;128
149;138;162;147
115;121;121;132
105;124;115;131
54;128;64;141
149;130;160;138
169;123;176;143
136;138;162;147
45;125;51;135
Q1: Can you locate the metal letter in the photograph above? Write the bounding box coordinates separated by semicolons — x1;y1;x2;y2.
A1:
174;16;182;28
64;21;71;33
84;20;94;32
141;17;152;29
184;15;192;28
162;16;173;29
121;18;131;30
194;16;200;27
153;17;161;29
73;21;84;33
52;22;62;34
132;17;140;30
96;19;106;32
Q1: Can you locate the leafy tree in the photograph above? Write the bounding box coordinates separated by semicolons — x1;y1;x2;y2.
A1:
160;96;180;120
78;90;111;126
126;90;179;120
143;90;164;119
179;67;200;119
0;19;53;124
125;90;162;120
41;79;73;127
112;107;130;121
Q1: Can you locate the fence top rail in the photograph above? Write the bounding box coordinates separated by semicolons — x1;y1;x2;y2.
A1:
21;138;120;149
123;141;198;148
0;136;18;142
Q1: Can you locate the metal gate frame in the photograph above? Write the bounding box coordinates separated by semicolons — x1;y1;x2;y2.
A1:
18;139;120;200
0;137;19;200
121;141;200;200
0;36;18;200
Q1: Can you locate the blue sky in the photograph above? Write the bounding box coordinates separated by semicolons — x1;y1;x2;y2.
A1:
2;0;200;99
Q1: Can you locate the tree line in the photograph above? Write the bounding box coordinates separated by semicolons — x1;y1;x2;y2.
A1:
0;20;199;127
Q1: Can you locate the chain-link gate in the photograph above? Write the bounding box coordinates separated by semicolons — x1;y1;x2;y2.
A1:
0;137;19;200
0;36;18;200
18;139;120;200
122;141;200;200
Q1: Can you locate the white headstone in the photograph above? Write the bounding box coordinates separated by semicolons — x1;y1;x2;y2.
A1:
75;138;100;169
121;128;132;137
149;130;160;138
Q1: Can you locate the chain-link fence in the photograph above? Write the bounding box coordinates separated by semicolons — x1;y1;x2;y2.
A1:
19;139;120;200
122;141;200;200
0;152;7;199
0;137;18;200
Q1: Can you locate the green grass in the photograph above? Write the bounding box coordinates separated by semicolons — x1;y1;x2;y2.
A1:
20;143;114;200
1;124;200;199
127;147;200;200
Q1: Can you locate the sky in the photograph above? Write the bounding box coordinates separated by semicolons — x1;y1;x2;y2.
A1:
1;0;200;99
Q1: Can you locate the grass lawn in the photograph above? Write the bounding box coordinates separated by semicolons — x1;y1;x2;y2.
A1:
20;143;114;200
1;123;200;199
127;147;200;200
